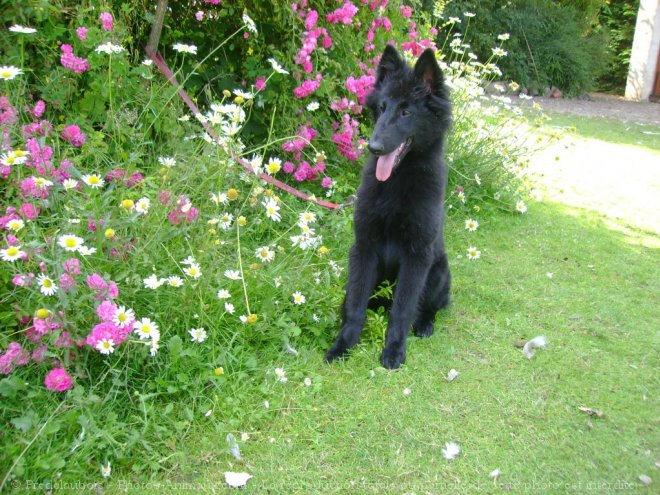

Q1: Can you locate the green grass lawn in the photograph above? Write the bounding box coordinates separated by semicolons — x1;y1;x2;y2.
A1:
542;112;660;152
107;200;658;494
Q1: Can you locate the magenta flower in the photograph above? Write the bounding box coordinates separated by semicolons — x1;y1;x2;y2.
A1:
44;367;73;392
61;125;87;147
345;75;375;105
99;12;114;31
76;27;88;40
60;45;90;74
293;75;322;99
33;100;45;118
322;177;334;188
18;202;39;220
255;76;267;91
326;2;358;24
0;342;30;375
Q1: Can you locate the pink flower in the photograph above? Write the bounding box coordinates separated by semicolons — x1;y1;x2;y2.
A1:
63;258;80;275
60;45;90;74
60;273;76;291
293;75;322;99
44;367;73;392
322;177;334;188
99;12;114;31
76;27;88;40
345;75;375;105
86;321;130;350
0;96;17;125
399;5;413;18
18;202;39;220
32;344;48;363
283;161;296;174
332;114;362;161
255;76;267;91
0;342;31;375
204;0;221;3
327;2;359;24
168;196;199;225
33;100;45;118
61;125;87;147
195;11;204;21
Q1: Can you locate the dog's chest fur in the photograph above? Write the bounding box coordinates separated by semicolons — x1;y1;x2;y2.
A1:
354;154;446;262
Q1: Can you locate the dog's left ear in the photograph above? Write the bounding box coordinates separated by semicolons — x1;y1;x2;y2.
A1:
414;48;444;95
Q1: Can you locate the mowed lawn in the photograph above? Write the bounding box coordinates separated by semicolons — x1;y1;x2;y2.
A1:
129;198;658;495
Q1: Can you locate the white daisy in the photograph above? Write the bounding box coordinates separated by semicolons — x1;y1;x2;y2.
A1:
9;25;37;34
298;211;316;225
133;318;160;340
274;367;287;383
158;156;176;167
57;234;85;252
78;246;97;256
37;274;58;296
143;274;164;289
0;66;23;80
265;157;282;175
33;177;53;189
135;197;150;215
242;13;257;34
62;179;79;190
149;340;160;356
306;101;320;111
217;289;231;299
255;246;275;263
184;263;202;279
516;200;528;213
465;219;479;231
113;306;135;328
234;89;254;100
268;57;289;74
0;245;25;262
263;198;281;222
292;291;306;305
224;270;241;280
180;256;196;265
173;43;197;54
531;190;543;202
96;338;115;355
219;213;234;230
210;192;228;205
224;302;235;314
100;462;111;478
189;327;208;343
167;275;184;287
82;174;105;189
5;218;24;232
467;246;481;260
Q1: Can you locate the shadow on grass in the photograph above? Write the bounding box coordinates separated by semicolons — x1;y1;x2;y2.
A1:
107;202;658;494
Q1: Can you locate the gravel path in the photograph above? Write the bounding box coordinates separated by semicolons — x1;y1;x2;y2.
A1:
518;92;660;126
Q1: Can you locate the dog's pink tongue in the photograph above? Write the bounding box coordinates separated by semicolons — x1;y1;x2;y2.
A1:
375;152;396;182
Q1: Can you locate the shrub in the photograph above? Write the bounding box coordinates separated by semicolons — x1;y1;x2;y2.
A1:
0;1;547;486
436;0;609;95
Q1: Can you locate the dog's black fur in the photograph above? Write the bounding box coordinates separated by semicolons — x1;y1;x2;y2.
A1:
326;45;452;369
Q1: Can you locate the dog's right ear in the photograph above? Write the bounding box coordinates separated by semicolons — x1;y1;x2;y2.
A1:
375;45;404;86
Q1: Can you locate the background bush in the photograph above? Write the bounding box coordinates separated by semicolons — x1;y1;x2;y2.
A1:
433;0;610;96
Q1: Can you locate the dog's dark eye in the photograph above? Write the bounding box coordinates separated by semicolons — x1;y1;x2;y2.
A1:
401;109;411;117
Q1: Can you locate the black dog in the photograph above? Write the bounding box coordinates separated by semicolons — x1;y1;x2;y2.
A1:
326;45;452;369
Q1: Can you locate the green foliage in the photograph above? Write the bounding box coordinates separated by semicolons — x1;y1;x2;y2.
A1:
0;1;549;488
437;0;609;95
596;0;640;93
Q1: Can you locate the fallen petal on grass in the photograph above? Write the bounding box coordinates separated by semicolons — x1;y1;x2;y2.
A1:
446;369;460;382
638;474;651;486
489;468;501;480
224;472;252;488
578;406;604;418
442;442;461;460
523;335;547;359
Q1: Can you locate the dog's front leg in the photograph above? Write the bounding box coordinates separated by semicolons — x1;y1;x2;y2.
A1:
326;244;379;362
381;259;431;369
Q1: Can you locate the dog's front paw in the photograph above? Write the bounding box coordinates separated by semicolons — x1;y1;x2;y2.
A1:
380;344;406;369
325;341;348;363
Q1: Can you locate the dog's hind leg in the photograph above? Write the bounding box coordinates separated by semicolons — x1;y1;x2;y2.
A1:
326;245;379;362
413;253;451;337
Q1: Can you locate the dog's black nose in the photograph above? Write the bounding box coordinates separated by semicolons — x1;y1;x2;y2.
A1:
368;141;385;155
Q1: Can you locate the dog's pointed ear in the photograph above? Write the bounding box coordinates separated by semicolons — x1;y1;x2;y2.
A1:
414;48;444;95
375;45;404;86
